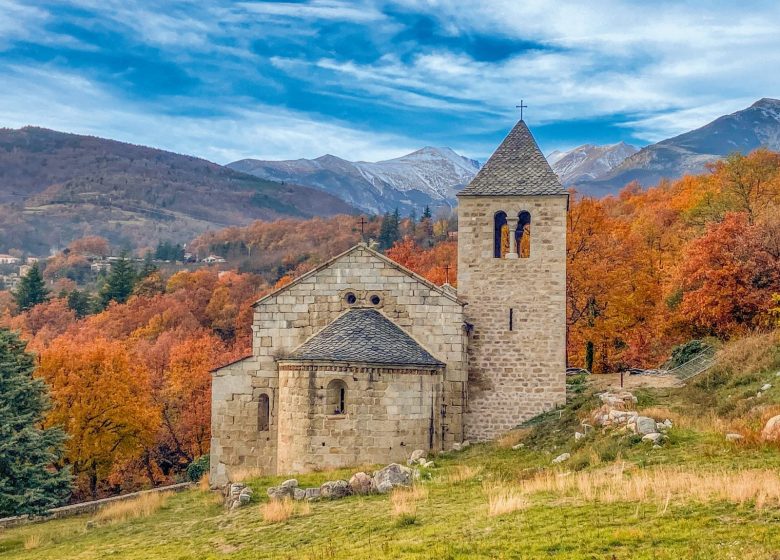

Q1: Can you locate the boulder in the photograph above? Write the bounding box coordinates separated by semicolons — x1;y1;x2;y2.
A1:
635;416;658;435
372;463;413;494
348;472;373;495
761;415;780;441
725;433;744;442
408;449;426;465
320;480;351;499
761;383;772;392
422;461;435;468
552;452;571;464
511;443;524;450
574;431;584;441
304;487;321;501
642;433;663;444
280;479;298;489
293;488;306;501
461;440;471;449
267;485;294;501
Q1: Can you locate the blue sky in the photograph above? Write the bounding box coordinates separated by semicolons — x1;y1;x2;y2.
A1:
1;1;779;164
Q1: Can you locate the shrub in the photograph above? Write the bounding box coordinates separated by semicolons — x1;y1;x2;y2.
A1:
186;455;210;482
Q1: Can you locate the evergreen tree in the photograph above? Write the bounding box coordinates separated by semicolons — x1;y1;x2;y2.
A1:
14;262;49;311
422;205;432;220
100;252;136;307
0;329;71;516
378;209;401;251
67;290;93;318
139;252;158;279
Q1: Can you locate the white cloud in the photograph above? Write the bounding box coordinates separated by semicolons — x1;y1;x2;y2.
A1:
0;65;418;163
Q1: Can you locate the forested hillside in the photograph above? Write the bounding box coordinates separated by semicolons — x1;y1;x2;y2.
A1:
0;127;354;253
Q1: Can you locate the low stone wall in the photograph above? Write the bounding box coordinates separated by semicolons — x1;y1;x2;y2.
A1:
0;482;194;529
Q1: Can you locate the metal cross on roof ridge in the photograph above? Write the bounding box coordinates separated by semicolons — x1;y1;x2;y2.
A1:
515;100;528;121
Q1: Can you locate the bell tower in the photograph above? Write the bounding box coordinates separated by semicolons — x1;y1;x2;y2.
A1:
457;120;568;441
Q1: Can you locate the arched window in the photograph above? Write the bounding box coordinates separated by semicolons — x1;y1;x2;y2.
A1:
257;393;270;432
326;380;347;415
516;211;531;258
493;211;508;258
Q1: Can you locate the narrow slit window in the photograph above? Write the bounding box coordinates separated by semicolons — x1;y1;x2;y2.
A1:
494;211;508;258
258;393;270;432
327;379;348;415
509;308;514;331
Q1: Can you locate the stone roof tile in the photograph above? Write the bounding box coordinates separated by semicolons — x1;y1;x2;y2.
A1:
459;120;566;196
285;309;443;367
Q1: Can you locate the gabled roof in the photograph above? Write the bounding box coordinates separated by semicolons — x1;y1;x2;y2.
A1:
283;308;444;367
253;243;463;307
459;120;566;197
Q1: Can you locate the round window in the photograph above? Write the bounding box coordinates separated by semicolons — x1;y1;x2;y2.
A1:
370;294;381;306
345;292;357;305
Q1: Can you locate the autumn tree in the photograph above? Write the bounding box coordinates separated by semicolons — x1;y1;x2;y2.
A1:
14;262;49;311
38;337;159;499
0;329;71;516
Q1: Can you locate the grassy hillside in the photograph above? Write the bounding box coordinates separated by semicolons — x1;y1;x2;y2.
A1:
0;127;354;252
3;334;779;559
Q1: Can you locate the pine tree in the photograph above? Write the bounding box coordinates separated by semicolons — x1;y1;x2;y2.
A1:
0;329;71;516
14;262;49;311
67;290;93;318
378;209;401;251
100;252;136;307
422;205;432;220
139;252;158;279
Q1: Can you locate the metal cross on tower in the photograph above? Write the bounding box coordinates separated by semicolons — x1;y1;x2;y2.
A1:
516;100;528;121
358;216;367;236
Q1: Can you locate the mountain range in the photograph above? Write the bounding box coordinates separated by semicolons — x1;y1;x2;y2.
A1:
569;98;780;195
228;147;480;215
547;142;638;186
0;127;352;253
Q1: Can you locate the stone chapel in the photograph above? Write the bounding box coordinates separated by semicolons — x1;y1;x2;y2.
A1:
209;120;568;485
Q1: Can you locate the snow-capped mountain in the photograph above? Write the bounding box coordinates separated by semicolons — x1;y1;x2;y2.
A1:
578;98;780;196
548;142;638;186
229;147;480;214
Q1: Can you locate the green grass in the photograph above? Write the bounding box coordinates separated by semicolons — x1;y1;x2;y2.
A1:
4;368;780;559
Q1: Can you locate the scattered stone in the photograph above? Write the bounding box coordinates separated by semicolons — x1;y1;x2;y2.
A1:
757;392;763;398
511;443;524;450
663;419;673;429
552;453;571;464
408;449;426;465
574;431;584;441
461;440;471;449
761;383;772;391
304;488;321;501
348;472;373;495
761;415;780;442
422;461;435;468
725;433;744;442
280;479;298;489
652;444;662;449
635;416;658;436
372;463;413;493
451;442;462;451
642;433;663;444
293;488;306;501
320;480;351;499
267;485;294;501
238;492;252;504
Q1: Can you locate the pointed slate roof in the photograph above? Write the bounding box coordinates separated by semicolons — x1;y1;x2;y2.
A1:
459;120;566;196
284;308;443;367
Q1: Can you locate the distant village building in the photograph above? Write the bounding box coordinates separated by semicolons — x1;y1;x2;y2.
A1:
25;256;39;264
91;261;112;273
210;120;567;484
2;273;20;290
18;264;31;277
0;254;21;265
203;255;226;264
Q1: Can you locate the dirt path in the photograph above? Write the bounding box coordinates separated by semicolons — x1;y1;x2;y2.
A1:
589;372;683;391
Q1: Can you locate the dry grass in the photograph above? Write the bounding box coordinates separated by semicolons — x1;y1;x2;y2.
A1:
227;467;263;483
712;330;780;384
517;465;780;509
197;475;211;492
483;482;530;517
23;534;46;550
389;485;428;524
261;498;311;524
496;428;530;449
443;464;483;483
640;406;729;433
93;492;171;525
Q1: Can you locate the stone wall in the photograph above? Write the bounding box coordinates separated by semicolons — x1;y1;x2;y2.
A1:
457;194;568;441
210;245;467;482
276;362;443;473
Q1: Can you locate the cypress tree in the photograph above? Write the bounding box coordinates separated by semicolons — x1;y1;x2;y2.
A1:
0;329;71;516
14;262;49;311
100;252;136;307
